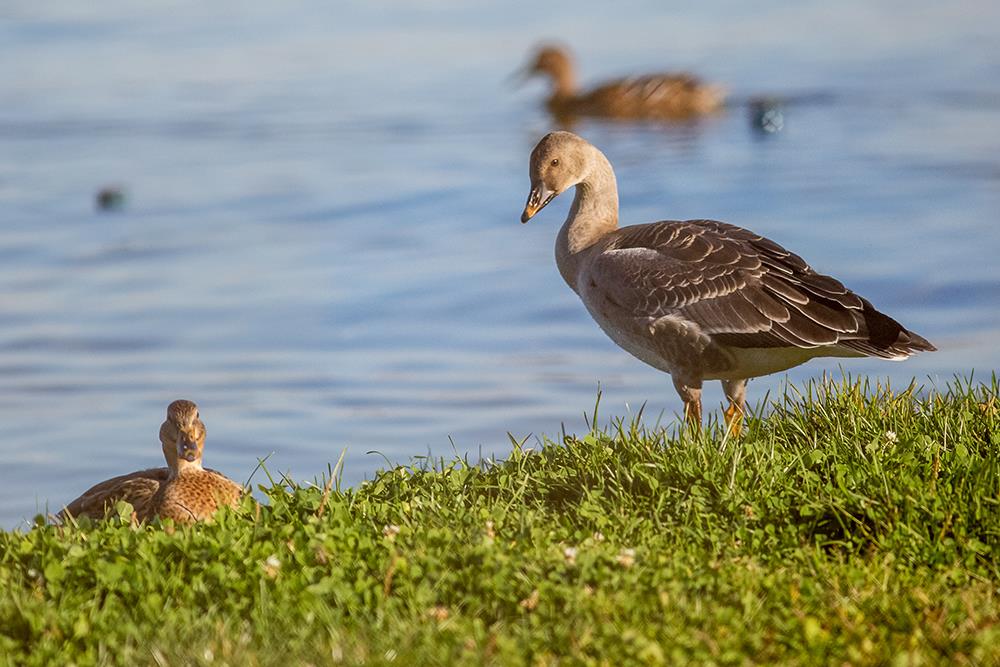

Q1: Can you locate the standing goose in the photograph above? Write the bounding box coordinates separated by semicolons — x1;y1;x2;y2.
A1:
520;131;935;433
61;400;241;523
520;44;725;122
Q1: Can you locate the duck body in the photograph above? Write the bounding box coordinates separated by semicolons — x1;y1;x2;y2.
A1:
523;132;935;430
524;45;725;121
143;466;242;524
60;467;169;521
548;74;725;121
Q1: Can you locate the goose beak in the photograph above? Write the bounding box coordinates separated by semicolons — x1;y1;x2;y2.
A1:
521;182;556;223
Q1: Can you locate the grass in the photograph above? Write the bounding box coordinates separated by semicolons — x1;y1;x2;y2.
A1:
1;375;998;666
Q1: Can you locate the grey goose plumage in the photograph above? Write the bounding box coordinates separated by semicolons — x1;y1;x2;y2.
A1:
597;219;931;357
520;131;935;432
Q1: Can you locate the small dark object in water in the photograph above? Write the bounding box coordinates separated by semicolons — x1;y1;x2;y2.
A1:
749;97;784;134
96;186;126;211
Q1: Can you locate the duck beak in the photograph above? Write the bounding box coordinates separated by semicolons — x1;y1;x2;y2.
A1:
521;182;556;223
179;438;198;462
506;63;533;87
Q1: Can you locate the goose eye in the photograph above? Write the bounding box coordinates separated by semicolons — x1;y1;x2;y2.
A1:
550;159;560;166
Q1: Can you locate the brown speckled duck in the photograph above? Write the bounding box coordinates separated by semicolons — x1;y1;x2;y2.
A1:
61;400;242;523
520;132;935;434
521;44;725;121
143;400;242;523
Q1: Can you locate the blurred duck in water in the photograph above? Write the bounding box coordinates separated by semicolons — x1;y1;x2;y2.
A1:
517;44;725;123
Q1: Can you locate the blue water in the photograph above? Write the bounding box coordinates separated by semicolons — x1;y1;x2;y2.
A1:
1;1;998;528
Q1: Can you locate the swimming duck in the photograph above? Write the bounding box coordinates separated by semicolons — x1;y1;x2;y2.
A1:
520;44;725;121
520;132;935;434
61;400;241;523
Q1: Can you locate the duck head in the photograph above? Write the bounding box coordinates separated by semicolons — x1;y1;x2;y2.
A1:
159;399;206;470
525;45;572;79
515;44;576;98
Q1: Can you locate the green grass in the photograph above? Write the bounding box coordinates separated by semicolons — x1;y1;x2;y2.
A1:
1;376;999;666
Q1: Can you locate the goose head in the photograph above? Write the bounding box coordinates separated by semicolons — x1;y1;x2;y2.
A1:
521;131;595;222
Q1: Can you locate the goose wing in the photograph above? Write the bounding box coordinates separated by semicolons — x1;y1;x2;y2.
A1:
586;219;901;351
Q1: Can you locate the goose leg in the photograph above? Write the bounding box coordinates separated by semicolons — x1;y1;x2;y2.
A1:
673;377;703;429
722;378;747;437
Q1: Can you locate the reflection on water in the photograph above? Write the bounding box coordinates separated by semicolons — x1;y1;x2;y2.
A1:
1;1;998;527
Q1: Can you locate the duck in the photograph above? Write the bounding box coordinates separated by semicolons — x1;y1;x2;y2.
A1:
142;399;242;523
61;400;242;523
519;131;935;434
519;44;725;122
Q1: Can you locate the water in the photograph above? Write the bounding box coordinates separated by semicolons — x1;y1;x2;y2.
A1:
1;1;998;528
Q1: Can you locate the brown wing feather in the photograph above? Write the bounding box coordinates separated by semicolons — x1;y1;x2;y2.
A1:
581;74;722;117
592;219;934;355
60;467;169;520
60;466;229;522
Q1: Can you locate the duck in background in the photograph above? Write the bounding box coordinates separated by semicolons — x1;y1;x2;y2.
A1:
517;44;726;123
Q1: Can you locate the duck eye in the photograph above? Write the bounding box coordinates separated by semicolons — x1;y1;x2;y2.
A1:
550;159;560;166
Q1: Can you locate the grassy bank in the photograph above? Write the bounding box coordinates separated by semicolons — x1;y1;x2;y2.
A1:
2;377;998;665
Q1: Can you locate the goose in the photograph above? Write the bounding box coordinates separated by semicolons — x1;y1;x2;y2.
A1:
519;44;725;122
519;131;935;434
61;400;241;523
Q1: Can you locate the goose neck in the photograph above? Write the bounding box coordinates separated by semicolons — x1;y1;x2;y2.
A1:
555;151;619;286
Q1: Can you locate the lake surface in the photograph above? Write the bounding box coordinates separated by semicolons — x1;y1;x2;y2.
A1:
1;1;998;528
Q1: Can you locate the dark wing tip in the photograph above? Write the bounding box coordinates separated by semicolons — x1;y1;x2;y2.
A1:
838;299;936;358
894;328;936;354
